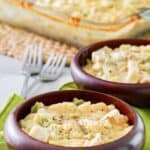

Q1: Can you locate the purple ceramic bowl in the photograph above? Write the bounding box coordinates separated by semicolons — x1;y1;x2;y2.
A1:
4;90;144;150
71;39;150;108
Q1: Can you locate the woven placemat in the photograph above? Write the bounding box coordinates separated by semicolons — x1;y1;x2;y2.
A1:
0;22;78;64
0;22;149;65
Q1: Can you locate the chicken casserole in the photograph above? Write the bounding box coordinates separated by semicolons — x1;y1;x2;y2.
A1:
20;98;133;147
84;44;150;83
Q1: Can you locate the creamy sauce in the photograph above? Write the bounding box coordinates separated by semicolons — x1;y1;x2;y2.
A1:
20;98;133;147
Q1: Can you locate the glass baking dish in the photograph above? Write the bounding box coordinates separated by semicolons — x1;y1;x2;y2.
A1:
0;0;150;47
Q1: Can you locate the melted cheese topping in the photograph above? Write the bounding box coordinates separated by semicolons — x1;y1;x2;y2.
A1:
28;0;150;23
20;98;132;147
84;44;150;83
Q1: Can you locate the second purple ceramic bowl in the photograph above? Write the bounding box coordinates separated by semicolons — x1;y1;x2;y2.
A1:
71;39;150;108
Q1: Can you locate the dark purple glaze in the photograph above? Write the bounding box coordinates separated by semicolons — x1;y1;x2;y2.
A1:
4;90;144;150
71;39;150;107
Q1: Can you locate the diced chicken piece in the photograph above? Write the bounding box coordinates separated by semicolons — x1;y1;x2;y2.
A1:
78;102;92;113
100;109;120;124
29;125;49;142
92;102;109;112
92;46;111;63
92;62;102;71
108;104;115;110
126;60;141;83
109;114;128;126
111;51;125;62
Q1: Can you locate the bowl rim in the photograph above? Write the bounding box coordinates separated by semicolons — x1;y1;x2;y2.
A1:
4;90;142;149
72;38;150;88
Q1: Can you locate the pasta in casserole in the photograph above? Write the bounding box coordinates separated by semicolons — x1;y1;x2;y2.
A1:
20;98;133;147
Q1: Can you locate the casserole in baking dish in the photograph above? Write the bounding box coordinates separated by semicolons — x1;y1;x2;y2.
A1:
0;0;150;46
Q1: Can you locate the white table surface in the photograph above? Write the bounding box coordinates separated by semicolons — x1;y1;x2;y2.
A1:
0;55;72;111
0;56;145;148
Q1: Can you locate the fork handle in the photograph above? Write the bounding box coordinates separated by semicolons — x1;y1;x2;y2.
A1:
20;73;30;98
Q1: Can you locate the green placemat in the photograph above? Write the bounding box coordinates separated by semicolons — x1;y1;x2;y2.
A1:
0;83;149;150
0;94;24;149
60;82;150;150
135;108;150;150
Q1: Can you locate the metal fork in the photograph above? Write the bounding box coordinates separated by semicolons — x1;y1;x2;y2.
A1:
39;52;67;81
23;52;67;97
21;45;43;97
